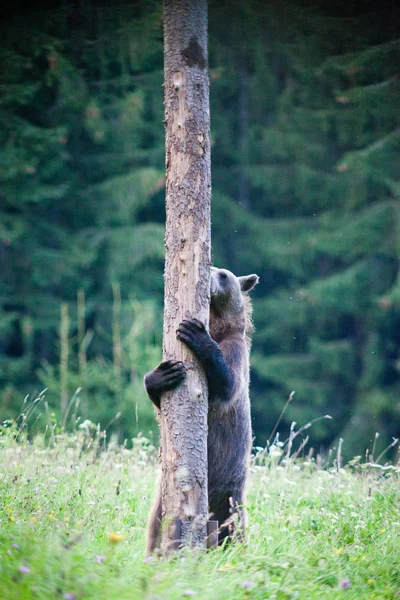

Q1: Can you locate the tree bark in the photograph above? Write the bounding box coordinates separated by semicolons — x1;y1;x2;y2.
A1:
161;0;211;552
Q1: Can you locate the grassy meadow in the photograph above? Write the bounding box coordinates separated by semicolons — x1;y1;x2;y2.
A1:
0;401;399;600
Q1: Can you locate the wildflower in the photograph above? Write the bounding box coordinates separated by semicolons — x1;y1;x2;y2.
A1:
108;532;124;544
143;556;153;563
183;590;196;597
18;565;31;574
339;579;351;589
34;488;40;494
11;543;20;549
79;419;94;433
95;555;106;564
63;594;76;600
217;562;235;571
242;580;254;589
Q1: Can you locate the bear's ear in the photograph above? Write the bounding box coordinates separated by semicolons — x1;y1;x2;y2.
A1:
239;274;259;292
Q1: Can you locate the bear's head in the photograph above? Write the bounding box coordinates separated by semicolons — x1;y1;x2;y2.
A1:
210;267;259;317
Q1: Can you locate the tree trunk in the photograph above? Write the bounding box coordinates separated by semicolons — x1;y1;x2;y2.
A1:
238;54;250;210
161;0;211;552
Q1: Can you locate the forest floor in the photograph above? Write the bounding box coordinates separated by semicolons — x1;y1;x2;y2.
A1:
0;423;399;600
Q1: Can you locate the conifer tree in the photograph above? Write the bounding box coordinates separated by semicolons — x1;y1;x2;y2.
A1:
1;0;399;458
209;2;400;457
0;3;166;433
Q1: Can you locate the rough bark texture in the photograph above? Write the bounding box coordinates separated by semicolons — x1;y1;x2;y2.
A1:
161;0;211;552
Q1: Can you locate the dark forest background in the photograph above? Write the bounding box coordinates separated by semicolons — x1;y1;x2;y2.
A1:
1;0;399;460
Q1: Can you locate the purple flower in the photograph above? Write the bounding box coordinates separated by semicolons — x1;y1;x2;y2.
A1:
18;565;31;574
95;555;106;564
34;488;40;494
242;580;254;589
63;594;76;600
339;579;352;589
11;543;20;549
143;556;153;563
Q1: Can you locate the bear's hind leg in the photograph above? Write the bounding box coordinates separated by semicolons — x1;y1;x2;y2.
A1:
145;485;162;556
209;492;246;546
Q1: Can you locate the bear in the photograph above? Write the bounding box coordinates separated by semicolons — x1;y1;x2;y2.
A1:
144;266;259;554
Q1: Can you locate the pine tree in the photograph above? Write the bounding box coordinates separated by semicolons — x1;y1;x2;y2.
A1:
0;3;166;435
209;1;400;458
1;0;399;459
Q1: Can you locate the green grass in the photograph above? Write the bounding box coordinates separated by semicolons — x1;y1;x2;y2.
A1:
0;425;399;600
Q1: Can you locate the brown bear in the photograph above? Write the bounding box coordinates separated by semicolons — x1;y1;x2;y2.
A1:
144;266;259;553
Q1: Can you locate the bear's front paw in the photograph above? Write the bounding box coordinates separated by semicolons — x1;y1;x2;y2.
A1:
144;360;186;395
176;318;210;355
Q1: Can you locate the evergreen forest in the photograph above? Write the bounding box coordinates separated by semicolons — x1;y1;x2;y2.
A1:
1;0;400;461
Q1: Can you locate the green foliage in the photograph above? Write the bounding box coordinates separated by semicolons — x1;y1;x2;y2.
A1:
0;3;165;438
36;294;161;443
0;431;399;599
1;1;400;458
209;2;400;458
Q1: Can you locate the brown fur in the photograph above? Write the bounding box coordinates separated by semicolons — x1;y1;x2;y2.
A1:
145;476;162;554
210;295;254;345
144;268;259;553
